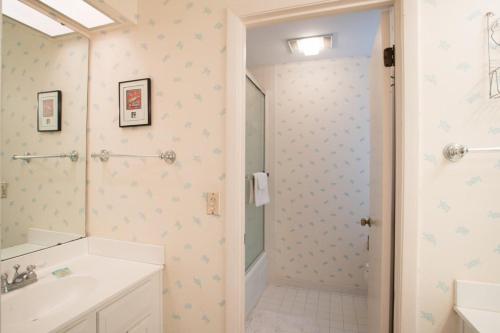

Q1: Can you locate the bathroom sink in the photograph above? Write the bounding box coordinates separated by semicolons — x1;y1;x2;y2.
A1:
0;251;163;333
2;275;98;327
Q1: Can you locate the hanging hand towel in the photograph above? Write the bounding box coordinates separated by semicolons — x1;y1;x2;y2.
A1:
248;176;255;204
253;172;270;207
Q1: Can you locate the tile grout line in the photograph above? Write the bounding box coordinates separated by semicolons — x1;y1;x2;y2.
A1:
247;284;367;333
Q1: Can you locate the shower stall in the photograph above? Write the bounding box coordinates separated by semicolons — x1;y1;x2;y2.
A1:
245;74;268;315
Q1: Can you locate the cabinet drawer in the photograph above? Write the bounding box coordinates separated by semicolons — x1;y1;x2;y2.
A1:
97;279;155;333
61;314;96;333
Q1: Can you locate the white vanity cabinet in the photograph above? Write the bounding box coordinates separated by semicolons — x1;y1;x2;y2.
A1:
58;272;162;333
460;321;479;333
97;275;161;333
455;280;500;333
62;316;97;333
1;238;165;333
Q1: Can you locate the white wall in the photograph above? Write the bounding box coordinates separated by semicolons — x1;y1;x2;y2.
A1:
1;19;87;248
251;57;370;293
83;1;500;332
87;1;226;332
417;1;500;332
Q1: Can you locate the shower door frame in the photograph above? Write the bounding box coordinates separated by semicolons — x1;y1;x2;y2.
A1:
244;72;270;272
225;1;421;332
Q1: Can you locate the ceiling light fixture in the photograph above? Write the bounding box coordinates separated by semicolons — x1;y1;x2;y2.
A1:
3;0;73;37
288;34;333;56
38;0;114;29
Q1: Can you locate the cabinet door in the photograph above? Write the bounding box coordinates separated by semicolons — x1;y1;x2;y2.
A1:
463;322;479;333
127;315;153;333
62;314;96;333
97;278;157;333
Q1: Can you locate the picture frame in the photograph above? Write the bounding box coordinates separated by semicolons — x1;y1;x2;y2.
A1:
37;90;62;132
119;78;151;127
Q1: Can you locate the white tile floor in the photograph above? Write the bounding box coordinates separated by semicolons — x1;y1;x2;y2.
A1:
246;285;368;333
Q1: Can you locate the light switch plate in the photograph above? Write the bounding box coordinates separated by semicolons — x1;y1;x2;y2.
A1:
207;192;220;216
1;182;8;199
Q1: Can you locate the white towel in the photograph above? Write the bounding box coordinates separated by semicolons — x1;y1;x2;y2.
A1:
248;176;255;204
253;172;270;207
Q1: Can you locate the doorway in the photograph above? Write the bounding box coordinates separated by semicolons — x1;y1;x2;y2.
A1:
228;1;414;331
243;8;394;333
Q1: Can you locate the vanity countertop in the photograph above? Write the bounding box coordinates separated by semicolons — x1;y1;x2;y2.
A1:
1;245;163;333
455;306;500;333
455;280;500;333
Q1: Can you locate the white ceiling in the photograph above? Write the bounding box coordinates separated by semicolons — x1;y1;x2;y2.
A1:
247;10;381;67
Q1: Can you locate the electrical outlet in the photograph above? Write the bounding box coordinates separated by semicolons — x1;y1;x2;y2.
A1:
1;182;8;199
207;192;220;216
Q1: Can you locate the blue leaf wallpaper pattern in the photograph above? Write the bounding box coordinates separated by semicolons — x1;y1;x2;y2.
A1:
418;0;500;332
87;1;226;332
1;19;88;247
251;57;370;293
2;0;497;331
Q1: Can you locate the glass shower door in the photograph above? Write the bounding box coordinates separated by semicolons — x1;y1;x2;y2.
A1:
245;76;265;271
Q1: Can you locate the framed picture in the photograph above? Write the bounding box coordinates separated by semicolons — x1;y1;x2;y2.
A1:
37;90;61;132
119;78;151;127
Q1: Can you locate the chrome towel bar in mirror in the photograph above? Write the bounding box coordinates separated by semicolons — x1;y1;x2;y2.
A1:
91;149;176;164
443;143;500;162
12;151;79;163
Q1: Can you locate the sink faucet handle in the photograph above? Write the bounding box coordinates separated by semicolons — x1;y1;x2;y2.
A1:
26;265;38;281
12;264;20;280
1;273;8;292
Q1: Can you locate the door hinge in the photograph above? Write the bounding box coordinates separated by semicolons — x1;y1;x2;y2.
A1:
384;45;395;67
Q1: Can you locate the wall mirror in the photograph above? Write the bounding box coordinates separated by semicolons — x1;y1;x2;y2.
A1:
1;14;88;260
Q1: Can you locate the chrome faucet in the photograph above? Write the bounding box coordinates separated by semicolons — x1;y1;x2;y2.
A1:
1;264;37;293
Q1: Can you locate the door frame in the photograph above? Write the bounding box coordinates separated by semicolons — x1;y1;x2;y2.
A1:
225;1;421;332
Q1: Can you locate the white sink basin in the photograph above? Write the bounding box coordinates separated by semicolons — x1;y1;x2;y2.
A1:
1;254;161;333
2;275;97;327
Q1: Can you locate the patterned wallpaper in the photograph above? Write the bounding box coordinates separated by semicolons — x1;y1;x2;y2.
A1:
418;1;500;332
253;58;371;293
83;0;500;332
1;19;88;248
87;1;226;332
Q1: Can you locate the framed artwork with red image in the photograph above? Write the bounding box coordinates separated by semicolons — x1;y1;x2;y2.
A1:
37;90;62;132
119;78;151;127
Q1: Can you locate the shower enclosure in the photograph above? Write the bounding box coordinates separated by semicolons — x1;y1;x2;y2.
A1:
245;75;266;271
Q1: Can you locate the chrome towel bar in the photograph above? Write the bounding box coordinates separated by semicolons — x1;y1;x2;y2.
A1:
12;151;79;163
443;143;500;162
91;149;176;164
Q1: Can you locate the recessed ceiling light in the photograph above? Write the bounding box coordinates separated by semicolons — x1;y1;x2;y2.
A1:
39;0;114;29
288;35;333;56
3;0;73;37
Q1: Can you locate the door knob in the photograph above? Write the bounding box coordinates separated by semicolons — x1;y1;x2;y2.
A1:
360;217;372;227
